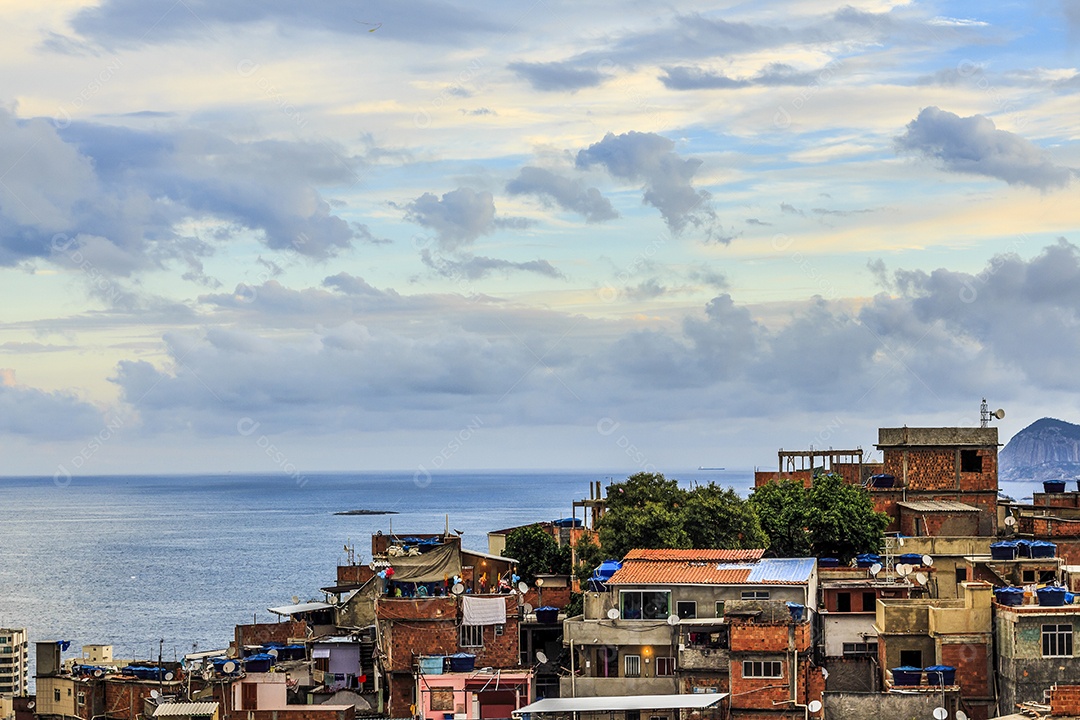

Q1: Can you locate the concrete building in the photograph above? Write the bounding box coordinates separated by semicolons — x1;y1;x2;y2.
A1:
874;582;996;720
995;601;1080;714
562;549;821;720
0;629;28;697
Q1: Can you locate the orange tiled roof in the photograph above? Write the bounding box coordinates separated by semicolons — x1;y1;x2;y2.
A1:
622;548;765;561
607;562;752;585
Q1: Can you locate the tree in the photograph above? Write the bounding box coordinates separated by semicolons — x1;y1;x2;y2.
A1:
504;524;569;583
572;532;606;585
683;484;769;550
805;472;890;562
748;474;890;562
596;471;768;559
747;479;812;557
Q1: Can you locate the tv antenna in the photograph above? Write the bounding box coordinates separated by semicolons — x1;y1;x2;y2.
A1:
980;399;1005;428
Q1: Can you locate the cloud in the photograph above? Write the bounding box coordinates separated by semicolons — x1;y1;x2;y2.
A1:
421;250;563;280
508;60;607;91
0;373;103;439
403;188;497;251
895;107;1073;190
67;0;506;47
0;111;368;277
659;63;822;90
505;166;617;223
575;131;728;242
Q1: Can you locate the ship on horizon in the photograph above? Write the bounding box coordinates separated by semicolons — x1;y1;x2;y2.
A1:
698;466;725;470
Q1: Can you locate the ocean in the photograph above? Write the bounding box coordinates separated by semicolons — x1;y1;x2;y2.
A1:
0;468;1041;678
0;468;745;668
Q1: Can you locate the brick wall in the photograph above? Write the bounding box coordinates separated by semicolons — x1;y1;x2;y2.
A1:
940;642;991;698
1051;684;1080;716
729;622;810;653
234;621;308;651
899;510;980;537
103;681;181;720
1032;492;1080;509
1032;517;1080;538
523;586;572;611
754;471;813;488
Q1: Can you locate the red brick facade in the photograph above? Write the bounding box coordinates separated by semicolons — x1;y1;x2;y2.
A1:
234;620;308;653
1051;684;1080;716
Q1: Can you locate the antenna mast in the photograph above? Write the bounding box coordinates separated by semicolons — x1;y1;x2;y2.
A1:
980;398;989;428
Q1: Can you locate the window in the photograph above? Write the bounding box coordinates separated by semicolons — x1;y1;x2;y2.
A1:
596;646;618;678
742;661;782;678
77;693;85;706
862;592;877;612
1023;570;1036;583
676;601;697;619
459;625;484;648
899;650;922;668
960;449;982;473
842;642;878;656
1043;624;1073;657
956;567;967;584
715;601;725;617
655;657;676;676
621;591;671;620
54;689;60;702
741;590;770;601
624;654;641;678
494;624;504;636
836;593;851;612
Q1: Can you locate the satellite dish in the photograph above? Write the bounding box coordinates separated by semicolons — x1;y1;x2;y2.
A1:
523;603;534;614
606;608;620;620
226;647;237;659
922;555;933;567
821;668;829;680
267;649;279;658
535;577;545;587
994;409;1005;420
291;595;300;604
517;582;528;594
222;661;237;674
869;563;882;576
451;583;465;596
897;564;911;577
897;537;905;547
27;702;35;710
1005;516;1016;526
808;700;822;713
933;707;948;720
957;711;969;720
150;690;160;700
666;614;680;626
916;572;928;585
164;671;175;681
535;651;548;665
93;669;103;678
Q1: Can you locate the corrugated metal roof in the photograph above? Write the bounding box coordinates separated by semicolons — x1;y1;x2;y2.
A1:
897;501;980;512
153;703;219;717
743;557;817;584
513;693;727;714
623;548;765;561
267;601;333;616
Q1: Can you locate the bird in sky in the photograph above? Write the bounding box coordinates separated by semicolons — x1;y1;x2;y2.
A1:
355;21;381;32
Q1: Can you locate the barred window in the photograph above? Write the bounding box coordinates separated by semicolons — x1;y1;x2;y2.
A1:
459;625;484;648
624;654;641;678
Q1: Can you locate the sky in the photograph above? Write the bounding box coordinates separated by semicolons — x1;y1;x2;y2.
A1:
0;0;1078;477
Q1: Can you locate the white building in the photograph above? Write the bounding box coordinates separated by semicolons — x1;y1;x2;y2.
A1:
0;629;28;697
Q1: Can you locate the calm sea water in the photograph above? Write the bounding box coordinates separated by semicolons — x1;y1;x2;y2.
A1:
0;468;747;669
0;468;1040;681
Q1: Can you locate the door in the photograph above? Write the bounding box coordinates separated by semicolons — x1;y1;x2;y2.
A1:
241;682;258;710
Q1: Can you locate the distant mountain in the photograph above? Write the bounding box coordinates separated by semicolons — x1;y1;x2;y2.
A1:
1000;417;1080;482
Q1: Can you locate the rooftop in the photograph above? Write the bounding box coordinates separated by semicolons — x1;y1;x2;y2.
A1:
897;500;981;513
877;426;999;448
153;704;219;718
608;556;816;586
622;548;764;561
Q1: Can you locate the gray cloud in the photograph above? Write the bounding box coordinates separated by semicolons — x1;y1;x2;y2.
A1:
660;63;822;90
0;376;104;439
421;249;563;280
895;106;1073;190
508;60;608;91
403;188;497;251
0;111;368;277
505;166;618;223
575;131;729;242
67;0;506;47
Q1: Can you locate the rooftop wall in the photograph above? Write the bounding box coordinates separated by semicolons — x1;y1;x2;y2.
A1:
877;427;998;447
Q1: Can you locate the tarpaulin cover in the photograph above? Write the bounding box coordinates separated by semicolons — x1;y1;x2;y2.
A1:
388;541;461;583
462;595;507;626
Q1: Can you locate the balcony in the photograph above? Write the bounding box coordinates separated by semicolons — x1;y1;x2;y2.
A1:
679;646;729;671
